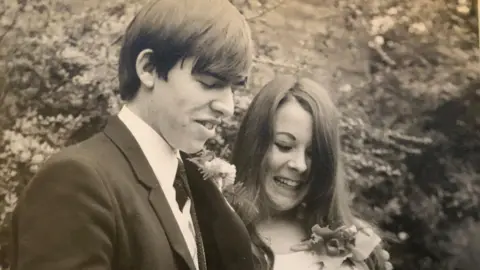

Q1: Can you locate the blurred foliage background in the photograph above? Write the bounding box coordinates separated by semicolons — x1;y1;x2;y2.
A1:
0;0;479;269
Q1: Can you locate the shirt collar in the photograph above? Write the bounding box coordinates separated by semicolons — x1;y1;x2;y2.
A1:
118;105;180;188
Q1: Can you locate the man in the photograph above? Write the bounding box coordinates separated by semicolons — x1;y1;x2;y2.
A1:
10;0;254;269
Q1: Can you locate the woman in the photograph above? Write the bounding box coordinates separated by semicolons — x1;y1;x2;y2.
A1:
225;75;392;270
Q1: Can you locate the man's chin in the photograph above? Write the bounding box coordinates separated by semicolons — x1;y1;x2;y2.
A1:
182;148;204;155
180;141;208;154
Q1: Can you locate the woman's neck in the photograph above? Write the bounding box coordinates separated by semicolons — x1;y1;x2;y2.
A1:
260;205;298;221
256;215;308;254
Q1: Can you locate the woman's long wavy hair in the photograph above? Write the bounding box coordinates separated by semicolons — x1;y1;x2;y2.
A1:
227;75;387;270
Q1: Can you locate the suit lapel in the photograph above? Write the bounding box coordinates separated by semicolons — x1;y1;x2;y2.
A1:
181;153;254;270
148;188;196;270
103;116;196;270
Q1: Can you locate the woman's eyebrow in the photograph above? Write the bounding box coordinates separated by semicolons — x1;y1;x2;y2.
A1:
276;132;296;141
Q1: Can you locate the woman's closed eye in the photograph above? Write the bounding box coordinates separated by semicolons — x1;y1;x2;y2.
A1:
275;142;292;152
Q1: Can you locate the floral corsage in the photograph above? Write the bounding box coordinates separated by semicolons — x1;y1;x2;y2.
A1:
294;224;382;269
188;150;236;192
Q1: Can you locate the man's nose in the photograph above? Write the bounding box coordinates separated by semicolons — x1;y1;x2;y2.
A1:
210;87;234;118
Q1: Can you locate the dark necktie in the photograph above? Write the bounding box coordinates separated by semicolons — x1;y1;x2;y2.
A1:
173;163;189;210
174;160;207;270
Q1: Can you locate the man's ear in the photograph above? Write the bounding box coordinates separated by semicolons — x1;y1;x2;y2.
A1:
135;49;155;89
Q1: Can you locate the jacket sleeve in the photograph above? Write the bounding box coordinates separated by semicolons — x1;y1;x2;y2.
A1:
10;155;116;270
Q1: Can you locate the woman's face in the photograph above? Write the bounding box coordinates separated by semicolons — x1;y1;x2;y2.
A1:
264;99;313;212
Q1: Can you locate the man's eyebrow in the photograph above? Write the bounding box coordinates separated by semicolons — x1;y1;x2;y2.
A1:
233;77;248;87
203;71;227;82
203;71;248;87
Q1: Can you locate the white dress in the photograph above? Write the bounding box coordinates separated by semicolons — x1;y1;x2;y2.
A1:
274;250;325;270
257;219;365;270
274;251;360;270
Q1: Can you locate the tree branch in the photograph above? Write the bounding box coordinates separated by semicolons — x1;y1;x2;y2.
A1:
246;0;287;21
0;3;26;46
477;0;479;48
0;68;12;107
369;43;397;66
253;56;302;70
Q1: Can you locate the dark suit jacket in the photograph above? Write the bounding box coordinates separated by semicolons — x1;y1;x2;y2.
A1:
10;116;254;270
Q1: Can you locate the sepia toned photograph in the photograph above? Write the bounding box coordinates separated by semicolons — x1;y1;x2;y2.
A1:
0;0;478;269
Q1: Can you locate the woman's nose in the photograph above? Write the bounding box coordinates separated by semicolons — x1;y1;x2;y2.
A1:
287;151;308;173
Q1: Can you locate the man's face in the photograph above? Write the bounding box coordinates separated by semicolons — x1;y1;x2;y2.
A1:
147;57;235;153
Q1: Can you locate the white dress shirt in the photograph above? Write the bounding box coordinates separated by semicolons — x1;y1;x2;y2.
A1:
118;105;198;269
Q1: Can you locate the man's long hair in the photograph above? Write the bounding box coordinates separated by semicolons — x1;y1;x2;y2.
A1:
118;0;253;101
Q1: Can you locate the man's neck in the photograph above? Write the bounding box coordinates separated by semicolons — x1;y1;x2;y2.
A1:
124;103;177;153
